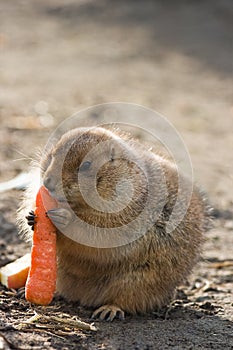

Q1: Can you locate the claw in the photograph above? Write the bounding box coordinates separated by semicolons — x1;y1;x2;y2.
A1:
92;305;125;322
26;210;36;231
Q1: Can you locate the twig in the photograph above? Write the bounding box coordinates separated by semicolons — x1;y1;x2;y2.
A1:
208;261;233;269
14;327;66;340
42;315;97;331
15;312;97;332
15;312;41;330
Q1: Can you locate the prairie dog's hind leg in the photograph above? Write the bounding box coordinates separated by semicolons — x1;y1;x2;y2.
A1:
92;305;125;322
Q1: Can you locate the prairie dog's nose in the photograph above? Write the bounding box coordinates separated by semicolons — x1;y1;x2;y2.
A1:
43;176;56;193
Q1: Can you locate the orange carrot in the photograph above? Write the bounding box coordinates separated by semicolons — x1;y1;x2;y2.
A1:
25;185;57;305
0;253;31;289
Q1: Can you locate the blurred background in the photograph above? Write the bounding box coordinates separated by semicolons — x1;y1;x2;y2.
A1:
0;0;232;210
0;3;233;348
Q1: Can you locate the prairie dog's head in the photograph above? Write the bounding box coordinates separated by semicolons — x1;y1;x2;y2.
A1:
41;127;147;216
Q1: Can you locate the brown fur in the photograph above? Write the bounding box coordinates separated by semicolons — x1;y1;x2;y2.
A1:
17;126;210;317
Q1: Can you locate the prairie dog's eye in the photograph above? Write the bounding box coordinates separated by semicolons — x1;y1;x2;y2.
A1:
79;161;92;172
110;146;115;162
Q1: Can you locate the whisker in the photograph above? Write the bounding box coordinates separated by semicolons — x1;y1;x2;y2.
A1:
12;148;32;159
11;148;34;163
12;157;33;162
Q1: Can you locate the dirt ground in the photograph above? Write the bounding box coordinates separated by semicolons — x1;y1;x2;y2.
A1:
0;1;233;349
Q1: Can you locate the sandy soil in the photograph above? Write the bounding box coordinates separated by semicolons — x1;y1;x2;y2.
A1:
0;1;232;349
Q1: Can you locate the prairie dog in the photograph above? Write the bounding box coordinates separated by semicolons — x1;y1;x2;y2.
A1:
18;126;210;320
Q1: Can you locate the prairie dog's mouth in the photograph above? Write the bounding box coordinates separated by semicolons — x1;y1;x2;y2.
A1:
46;190;67;204
56;196;72;209
56;197;67;203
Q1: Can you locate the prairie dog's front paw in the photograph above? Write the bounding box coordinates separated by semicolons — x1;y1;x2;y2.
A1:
92;305;125;322
26;210;36;230
47;208;74;228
